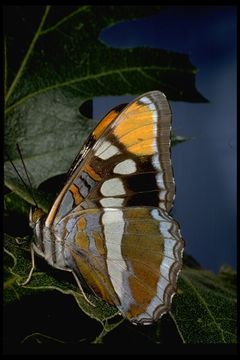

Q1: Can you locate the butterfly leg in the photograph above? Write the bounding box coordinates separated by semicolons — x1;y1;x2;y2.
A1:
18;243;36;286
71;271;96;307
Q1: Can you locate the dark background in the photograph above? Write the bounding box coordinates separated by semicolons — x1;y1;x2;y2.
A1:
4;6;237;351
94;6;237;273
4;5;236;273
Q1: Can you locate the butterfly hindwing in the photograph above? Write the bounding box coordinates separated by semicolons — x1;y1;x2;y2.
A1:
55;206;183;324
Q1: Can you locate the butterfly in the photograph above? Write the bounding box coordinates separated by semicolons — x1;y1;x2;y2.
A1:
27;90;184;325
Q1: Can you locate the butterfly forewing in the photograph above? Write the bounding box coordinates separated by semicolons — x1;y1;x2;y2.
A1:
46;91;175;226
45;104;126;226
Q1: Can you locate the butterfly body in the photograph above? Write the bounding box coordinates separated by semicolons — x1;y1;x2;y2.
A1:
30;91;184;325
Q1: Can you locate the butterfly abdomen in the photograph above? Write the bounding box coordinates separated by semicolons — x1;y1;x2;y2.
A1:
33;218;68;270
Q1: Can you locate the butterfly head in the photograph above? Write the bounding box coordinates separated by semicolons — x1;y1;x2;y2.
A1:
29;207;49;259
29;207;45;229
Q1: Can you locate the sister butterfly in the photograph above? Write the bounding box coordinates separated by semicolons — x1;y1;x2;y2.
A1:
27;90;184;325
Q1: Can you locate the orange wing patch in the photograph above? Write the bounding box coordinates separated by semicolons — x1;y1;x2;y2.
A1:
93;109;119;140
69;184;83;205
75;217;89;251
114;102;156;156
93;104;126;140
83;163;102;181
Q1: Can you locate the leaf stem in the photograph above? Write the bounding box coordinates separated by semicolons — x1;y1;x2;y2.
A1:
21;332;65;344
93;319;124;344
169;311;186;343
4;247;17;270
40;6;89;36
5;5;51;104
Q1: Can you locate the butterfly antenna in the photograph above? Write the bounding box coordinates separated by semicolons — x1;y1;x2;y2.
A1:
16;143;38;208
6;144;38;208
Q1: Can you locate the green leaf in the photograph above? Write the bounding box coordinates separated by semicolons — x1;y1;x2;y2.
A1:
4;234;118;321
170;267;237;343
4;5;206;203
4;233;121;344
4;191;30;217
4;182;52;213
5;6;224;346
4;234;236;344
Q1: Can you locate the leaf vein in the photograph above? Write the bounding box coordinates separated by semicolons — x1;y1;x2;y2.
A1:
5;5;51;104
5;66;192;114
40;6;89;36
181;273;227;342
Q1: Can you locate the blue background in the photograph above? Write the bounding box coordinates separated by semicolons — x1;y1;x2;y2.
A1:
93;6;236;273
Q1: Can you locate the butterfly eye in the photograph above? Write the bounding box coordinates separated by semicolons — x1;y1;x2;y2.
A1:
29;207;45;228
